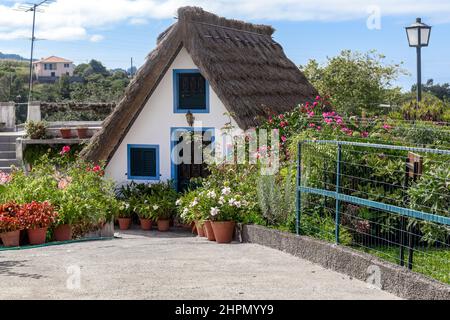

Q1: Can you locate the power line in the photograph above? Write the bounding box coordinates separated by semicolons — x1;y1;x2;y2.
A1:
16;0;54;103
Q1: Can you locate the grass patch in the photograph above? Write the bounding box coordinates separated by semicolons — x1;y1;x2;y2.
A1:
355;245;450;285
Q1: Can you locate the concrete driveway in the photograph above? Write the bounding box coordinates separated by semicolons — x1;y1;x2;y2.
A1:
0;229;399;300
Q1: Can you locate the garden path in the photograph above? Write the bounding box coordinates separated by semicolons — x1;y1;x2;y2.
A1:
0;229;400;299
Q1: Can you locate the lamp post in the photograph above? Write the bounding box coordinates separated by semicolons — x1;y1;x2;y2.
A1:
406;18;431;103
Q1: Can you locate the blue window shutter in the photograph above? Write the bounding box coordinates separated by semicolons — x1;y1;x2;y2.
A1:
127;145;160;180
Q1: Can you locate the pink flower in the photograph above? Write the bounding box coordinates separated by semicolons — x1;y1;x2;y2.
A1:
307;111;315;118
93;165;102;172
280;121;287;128
281;136;287;143
383;124;392;131
278;114;285;120
361;131;369;138
313;101;318;107
60;145;71;155
0;171;11;185
58;179;69;190
315;95;321;101
316;126;322;131
309;123;316;128
324;118;333;125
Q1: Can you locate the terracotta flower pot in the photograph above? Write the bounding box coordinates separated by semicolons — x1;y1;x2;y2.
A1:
195;221;206;237
204;220;215;241
140;218;153;231
76;128;89;139
157;219;170;232
60;128;72;139
27;228;47;245
1;230;21;247
54;224;72;241
118;218;131;230
211;221;235;244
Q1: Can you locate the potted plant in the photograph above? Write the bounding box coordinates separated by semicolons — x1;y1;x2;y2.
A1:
76;126;89;139
209;187;243;244
60;127;72;139
154;201;172;232
151;182;177;232
54;199;79;241
18;201;58;245
136;201;153;231
24;120;47;139
0;202;23;247
101;198;119;237
117;201;133;230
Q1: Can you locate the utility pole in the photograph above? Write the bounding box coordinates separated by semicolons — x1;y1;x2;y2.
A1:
17;0;53;104
130;57;134;78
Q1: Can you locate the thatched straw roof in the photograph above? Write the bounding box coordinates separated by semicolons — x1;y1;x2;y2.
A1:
81;6;317;163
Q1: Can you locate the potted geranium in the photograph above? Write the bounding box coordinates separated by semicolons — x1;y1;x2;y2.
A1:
0;202;23;247
117;200;133;230
151;182;177;232
18;201;58;245
209;186;243;244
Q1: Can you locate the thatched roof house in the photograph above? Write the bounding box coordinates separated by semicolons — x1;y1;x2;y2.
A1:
82;6;316;163
80;7;317;187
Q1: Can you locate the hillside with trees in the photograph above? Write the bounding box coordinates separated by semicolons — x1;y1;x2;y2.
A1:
0;59;130;104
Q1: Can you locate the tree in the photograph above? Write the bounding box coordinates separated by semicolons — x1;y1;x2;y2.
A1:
301;50;406;115
411;79;450;102
89;59;109;76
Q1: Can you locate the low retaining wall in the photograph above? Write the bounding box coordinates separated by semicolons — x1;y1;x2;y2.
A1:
239;224;450;300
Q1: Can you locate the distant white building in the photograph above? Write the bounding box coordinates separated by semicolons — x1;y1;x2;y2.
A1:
33;56;74;80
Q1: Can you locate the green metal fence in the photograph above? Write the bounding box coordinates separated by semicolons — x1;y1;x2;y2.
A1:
296;140;450;284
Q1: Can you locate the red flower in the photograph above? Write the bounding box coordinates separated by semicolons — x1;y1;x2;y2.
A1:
281;136;287;143
93;165;101;172
60;145;71;155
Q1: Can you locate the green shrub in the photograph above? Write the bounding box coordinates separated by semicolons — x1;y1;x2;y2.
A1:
24;120;47;139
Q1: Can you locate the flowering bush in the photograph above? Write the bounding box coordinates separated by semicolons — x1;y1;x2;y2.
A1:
177;183;254;223
17;201;58;230
0;151;116;235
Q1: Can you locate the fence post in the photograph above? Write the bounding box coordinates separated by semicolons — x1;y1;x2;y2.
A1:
296;142;302;236
335;143;342;244
0;102;15;129
27;101;41;122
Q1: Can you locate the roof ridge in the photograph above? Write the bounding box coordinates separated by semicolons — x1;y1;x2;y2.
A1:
178;6;274;36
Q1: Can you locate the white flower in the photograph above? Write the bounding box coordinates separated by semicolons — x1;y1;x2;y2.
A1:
218;196;225;205
153;205;159;211
182;208;189;218
176;199;182;206
228;198;236;206
221;187;231;195
125;203;130;209
190;198;198;208
207;190;217;199
234;201;242;208
210;207;220;217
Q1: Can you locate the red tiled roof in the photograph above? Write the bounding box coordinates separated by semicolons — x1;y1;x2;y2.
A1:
33;56;73;64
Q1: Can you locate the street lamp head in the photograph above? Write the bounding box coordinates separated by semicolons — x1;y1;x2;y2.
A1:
406;17;431;47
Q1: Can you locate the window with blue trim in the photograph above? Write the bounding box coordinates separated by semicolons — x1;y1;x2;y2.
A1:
127;145;159;180
174;70;209;113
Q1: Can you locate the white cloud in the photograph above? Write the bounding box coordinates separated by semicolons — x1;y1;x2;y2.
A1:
129;18;149;25
0;0;449;41
89;34;104;42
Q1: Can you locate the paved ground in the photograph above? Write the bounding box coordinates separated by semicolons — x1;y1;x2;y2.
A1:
0;229;400;300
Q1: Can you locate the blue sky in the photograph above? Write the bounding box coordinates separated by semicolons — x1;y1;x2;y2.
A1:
1;0;450;91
